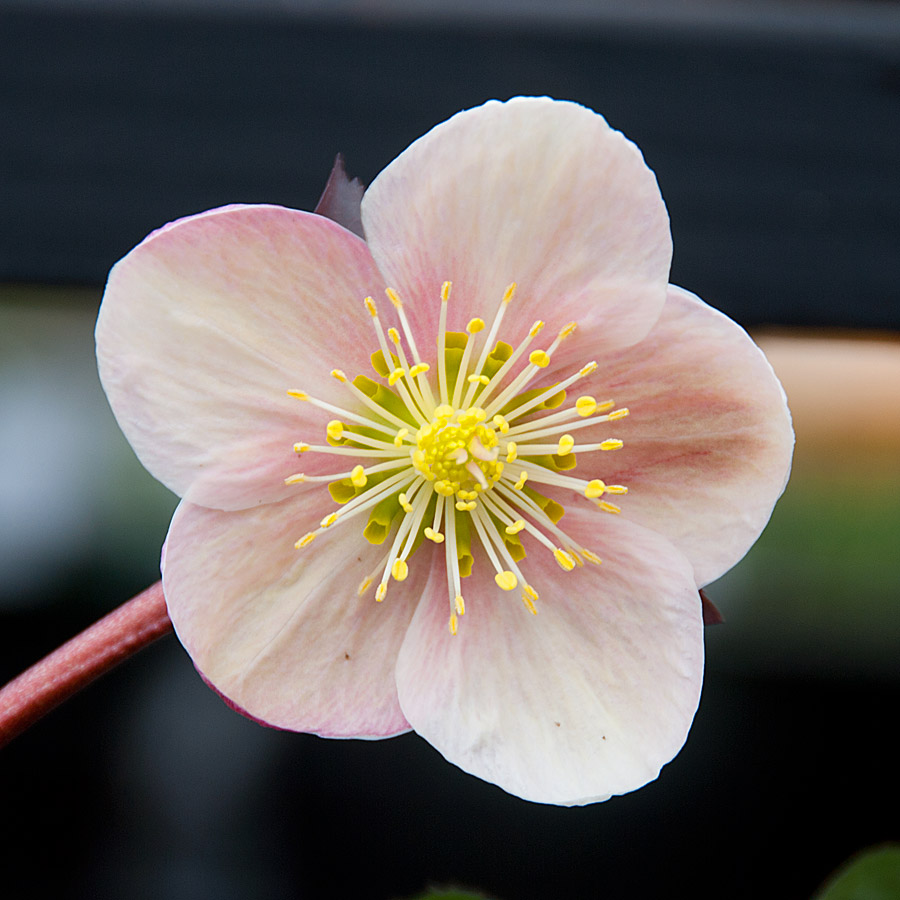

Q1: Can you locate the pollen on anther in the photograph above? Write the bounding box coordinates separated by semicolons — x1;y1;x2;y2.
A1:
326;420;344;440
467;318;485;334
284;473;306;485
606;484;629;495
295;532;316;549
554;548;576;571
424;527;445;543
385;287;402;308
582;549;603;565
350;465;367;488
579;362;598;376
399;492;414;513
441;281;452;301
455;594;466;615
320;512;339;528
506;442;518;462
597;500;621;514
609;407;630;420
393;428;409;447
364;296;377;317
388;368;405;386
375;584;388;602
392;559;409;582
575;396;597;417
529;320;544;337
448;613;458;635
294;442;311;453
585;479;606;499
600;439;624;451
557;434;575;455
357;576;373;597
331;369;347;382
502;282;517;304
467;374;490;385
505;519;525;535
514;471;528;490
287;389;309;401
495;570;518;591
529;349;550;368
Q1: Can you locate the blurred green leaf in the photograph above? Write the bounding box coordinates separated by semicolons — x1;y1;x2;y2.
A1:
813;845;900;900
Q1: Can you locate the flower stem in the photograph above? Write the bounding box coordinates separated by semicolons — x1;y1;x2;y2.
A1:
0;581;172;749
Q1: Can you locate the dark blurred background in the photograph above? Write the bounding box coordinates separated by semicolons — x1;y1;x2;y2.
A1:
1;2;898;899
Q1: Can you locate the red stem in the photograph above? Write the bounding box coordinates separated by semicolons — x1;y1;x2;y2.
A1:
0;581;172;749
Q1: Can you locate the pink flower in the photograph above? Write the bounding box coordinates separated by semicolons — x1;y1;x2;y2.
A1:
96;97;793;805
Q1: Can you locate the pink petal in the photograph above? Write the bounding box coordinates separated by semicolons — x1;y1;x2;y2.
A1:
584;285;794;586
361;97;671;357
162;491;422;737
395;506;703;805
96;204;385;510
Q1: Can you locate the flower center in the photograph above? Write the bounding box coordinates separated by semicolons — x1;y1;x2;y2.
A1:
285;281;630;635
413;407;502;496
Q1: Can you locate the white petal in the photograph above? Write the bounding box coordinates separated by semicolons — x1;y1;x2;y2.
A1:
163;491;423;737
362;97;671;356
395;507;703;805
96;204;385;510
584;285;794;586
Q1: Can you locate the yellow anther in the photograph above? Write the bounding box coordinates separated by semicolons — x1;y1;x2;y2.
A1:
609;407;630;420
506;442;518;463
467;374;490;385
492;414;509;434
284;473;306;485
287;389;309;401
385;287;402;308
529;320;545;337
505;519;526;535
467;317;485;334
597;500;621;514
357;576;373;597
495;570;518;591
375;583;388;602
521;587;538;615
455;500;477;512
424;527;445;543
502;282;517;304
581;549;603;565
320;512;339;528
449;612;458;635
575;396;597;417
433;481;456;497
326;420;344;440
606;484;629;494
554;548;576;571
388;368;405;386
392;559;409;582
410;362;430;378
597;400;616;412
399;492;414;513
529;349;550;368
331;369;347;382
558;321;578;339
557;434;575;455
455;594;466;615
295;532;316;549
514;471;528;490
585;479;606;499
364;296;377;317
388;327;401;344
600;439;624;451
579;361;598;377
393;428;409;447
434;404;453;418
294;442;311;453
441;281;452;301
350;465;367;488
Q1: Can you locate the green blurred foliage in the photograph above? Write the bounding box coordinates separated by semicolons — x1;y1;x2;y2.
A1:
814;845;900;900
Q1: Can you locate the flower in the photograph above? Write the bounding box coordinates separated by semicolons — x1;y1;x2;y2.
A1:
96;97;793;805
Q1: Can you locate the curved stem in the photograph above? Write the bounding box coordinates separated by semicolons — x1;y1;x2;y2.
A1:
0;581;172;749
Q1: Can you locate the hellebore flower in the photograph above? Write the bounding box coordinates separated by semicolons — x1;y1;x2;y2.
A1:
96;97;793;805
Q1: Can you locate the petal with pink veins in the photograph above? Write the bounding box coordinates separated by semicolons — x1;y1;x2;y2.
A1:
395;506;703;805
96;204;385;511
582;284;794;586
162;490;422;738
361;97;672;359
